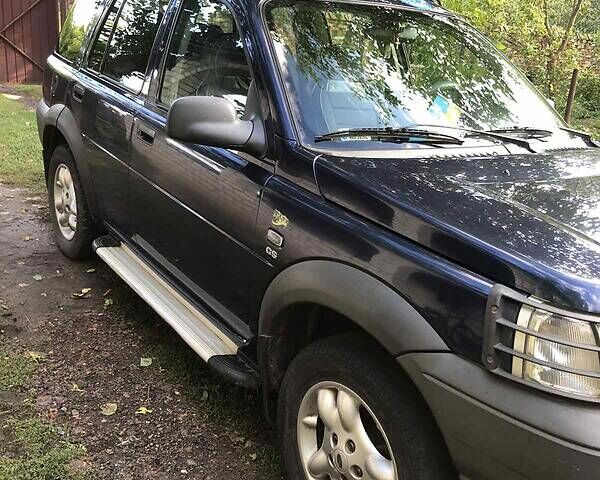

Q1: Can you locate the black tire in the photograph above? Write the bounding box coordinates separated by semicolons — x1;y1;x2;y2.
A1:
47;145;95;260
278;333;457;480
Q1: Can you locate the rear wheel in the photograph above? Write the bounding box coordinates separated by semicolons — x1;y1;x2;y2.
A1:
278;334;456;480
47;146;95;259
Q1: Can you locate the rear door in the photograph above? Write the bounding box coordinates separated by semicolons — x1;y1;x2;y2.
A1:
129;0;274;333
71;0;167;233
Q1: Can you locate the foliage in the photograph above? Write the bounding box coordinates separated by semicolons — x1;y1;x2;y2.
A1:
442;0;599;132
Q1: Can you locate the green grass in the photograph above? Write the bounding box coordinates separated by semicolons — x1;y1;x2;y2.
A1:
11;84;42;100
0;348;35;391
0;418;89;480
0;95;44;192
0;346;90;480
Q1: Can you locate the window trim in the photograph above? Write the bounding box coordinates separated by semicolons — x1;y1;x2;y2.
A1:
153;0;256;113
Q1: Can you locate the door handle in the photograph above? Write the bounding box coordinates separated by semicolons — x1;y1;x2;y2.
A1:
137;124;156;145
72;83;85;103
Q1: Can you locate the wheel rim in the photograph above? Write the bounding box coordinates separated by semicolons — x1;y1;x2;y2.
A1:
297;381;398;480
53;163;78;241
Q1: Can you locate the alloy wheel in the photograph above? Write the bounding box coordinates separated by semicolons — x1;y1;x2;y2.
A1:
297;381;398;480
53;163;78;241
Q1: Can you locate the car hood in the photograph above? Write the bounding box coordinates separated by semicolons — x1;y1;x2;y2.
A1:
314;148;600;313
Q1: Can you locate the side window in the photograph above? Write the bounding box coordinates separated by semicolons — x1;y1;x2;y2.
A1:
160;0;252;116
57;0;104;63
87;0;168;92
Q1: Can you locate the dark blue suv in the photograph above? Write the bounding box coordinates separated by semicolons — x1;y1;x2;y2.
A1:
37;0;600;478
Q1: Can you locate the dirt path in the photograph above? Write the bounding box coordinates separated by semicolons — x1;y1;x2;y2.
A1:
0;182;282;479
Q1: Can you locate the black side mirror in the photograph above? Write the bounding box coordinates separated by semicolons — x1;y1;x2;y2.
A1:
166;96;266;157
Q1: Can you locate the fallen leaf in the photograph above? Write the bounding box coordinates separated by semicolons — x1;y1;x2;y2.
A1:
23;236;32;241
200;390;209;401
250;453;257;461
18;283;29;288
100;403;118;416
86;268;96;273
72;288;92;298
41;292;47;297
71;383;84;393
33;274;43;281
103;298;114;308
140;357;152;367
25;351;44;362
135;406;153;415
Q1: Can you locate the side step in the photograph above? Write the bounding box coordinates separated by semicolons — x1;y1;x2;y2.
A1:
94;237;240;364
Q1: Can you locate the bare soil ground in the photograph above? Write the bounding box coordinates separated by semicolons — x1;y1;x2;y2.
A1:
0;183;282;478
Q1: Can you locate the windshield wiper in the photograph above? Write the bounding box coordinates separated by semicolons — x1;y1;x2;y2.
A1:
403;123;536;152
560;127;600;146
314;127;463;146
486;127;553;139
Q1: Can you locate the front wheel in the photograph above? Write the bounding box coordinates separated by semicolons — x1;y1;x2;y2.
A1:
47;146;95;259
278;334;456;480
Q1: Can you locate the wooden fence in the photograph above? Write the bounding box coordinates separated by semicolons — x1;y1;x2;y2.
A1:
0;0;72;83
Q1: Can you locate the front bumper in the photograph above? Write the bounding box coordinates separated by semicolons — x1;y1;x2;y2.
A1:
399;352;600;480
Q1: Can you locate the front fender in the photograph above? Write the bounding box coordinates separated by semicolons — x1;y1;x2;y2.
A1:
54;107;100;219
259;260;448;355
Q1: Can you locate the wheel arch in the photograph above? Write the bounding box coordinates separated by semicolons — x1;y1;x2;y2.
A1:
258;260;448;394
43;106;100;219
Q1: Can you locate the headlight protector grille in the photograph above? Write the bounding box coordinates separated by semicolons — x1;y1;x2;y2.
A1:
483;285;600;402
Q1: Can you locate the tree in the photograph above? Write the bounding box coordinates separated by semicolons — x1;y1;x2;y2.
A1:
442;0;591;98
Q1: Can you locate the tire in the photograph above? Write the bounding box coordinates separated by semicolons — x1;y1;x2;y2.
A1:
278;333;457;480
47;145;95;260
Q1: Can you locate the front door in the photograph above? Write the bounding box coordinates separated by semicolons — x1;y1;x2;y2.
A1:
129;0;273;333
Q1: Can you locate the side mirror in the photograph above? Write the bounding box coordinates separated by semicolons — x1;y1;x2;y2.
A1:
166;96;266;156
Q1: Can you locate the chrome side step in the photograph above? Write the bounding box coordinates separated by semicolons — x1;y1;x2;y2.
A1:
95;241;240;362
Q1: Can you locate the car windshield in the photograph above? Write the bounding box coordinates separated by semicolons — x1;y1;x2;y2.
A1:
265;0;568;150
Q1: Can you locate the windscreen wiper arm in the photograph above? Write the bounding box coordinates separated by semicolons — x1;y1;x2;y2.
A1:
403;123;536;152
559;127;600;146
487;127;553;139
314;127;464;146
464;129;536;152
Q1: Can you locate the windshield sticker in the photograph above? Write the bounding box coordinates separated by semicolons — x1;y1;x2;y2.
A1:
429;95;463;125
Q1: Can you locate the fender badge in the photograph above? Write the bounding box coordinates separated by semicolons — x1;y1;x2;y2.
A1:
272;210;289;228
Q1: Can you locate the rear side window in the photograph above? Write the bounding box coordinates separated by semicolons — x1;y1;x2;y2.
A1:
58;0;105;63
159;0;251;114
87;0;168;92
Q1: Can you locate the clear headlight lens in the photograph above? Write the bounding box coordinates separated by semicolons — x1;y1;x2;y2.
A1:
513;306;600;398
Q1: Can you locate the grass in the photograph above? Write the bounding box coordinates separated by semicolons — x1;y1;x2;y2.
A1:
0;418;89;480
0;345;90;480
0;94;44;192
11;85;42;99
0;348;36;391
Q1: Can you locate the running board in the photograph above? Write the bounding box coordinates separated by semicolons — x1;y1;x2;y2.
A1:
94;238;240;362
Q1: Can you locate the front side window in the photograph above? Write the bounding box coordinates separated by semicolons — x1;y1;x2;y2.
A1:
88;0;168;92
266;1;567;149
58;0;105;63
160;0;251;116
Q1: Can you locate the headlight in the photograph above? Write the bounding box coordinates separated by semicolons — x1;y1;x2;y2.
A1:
512;304;600;399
